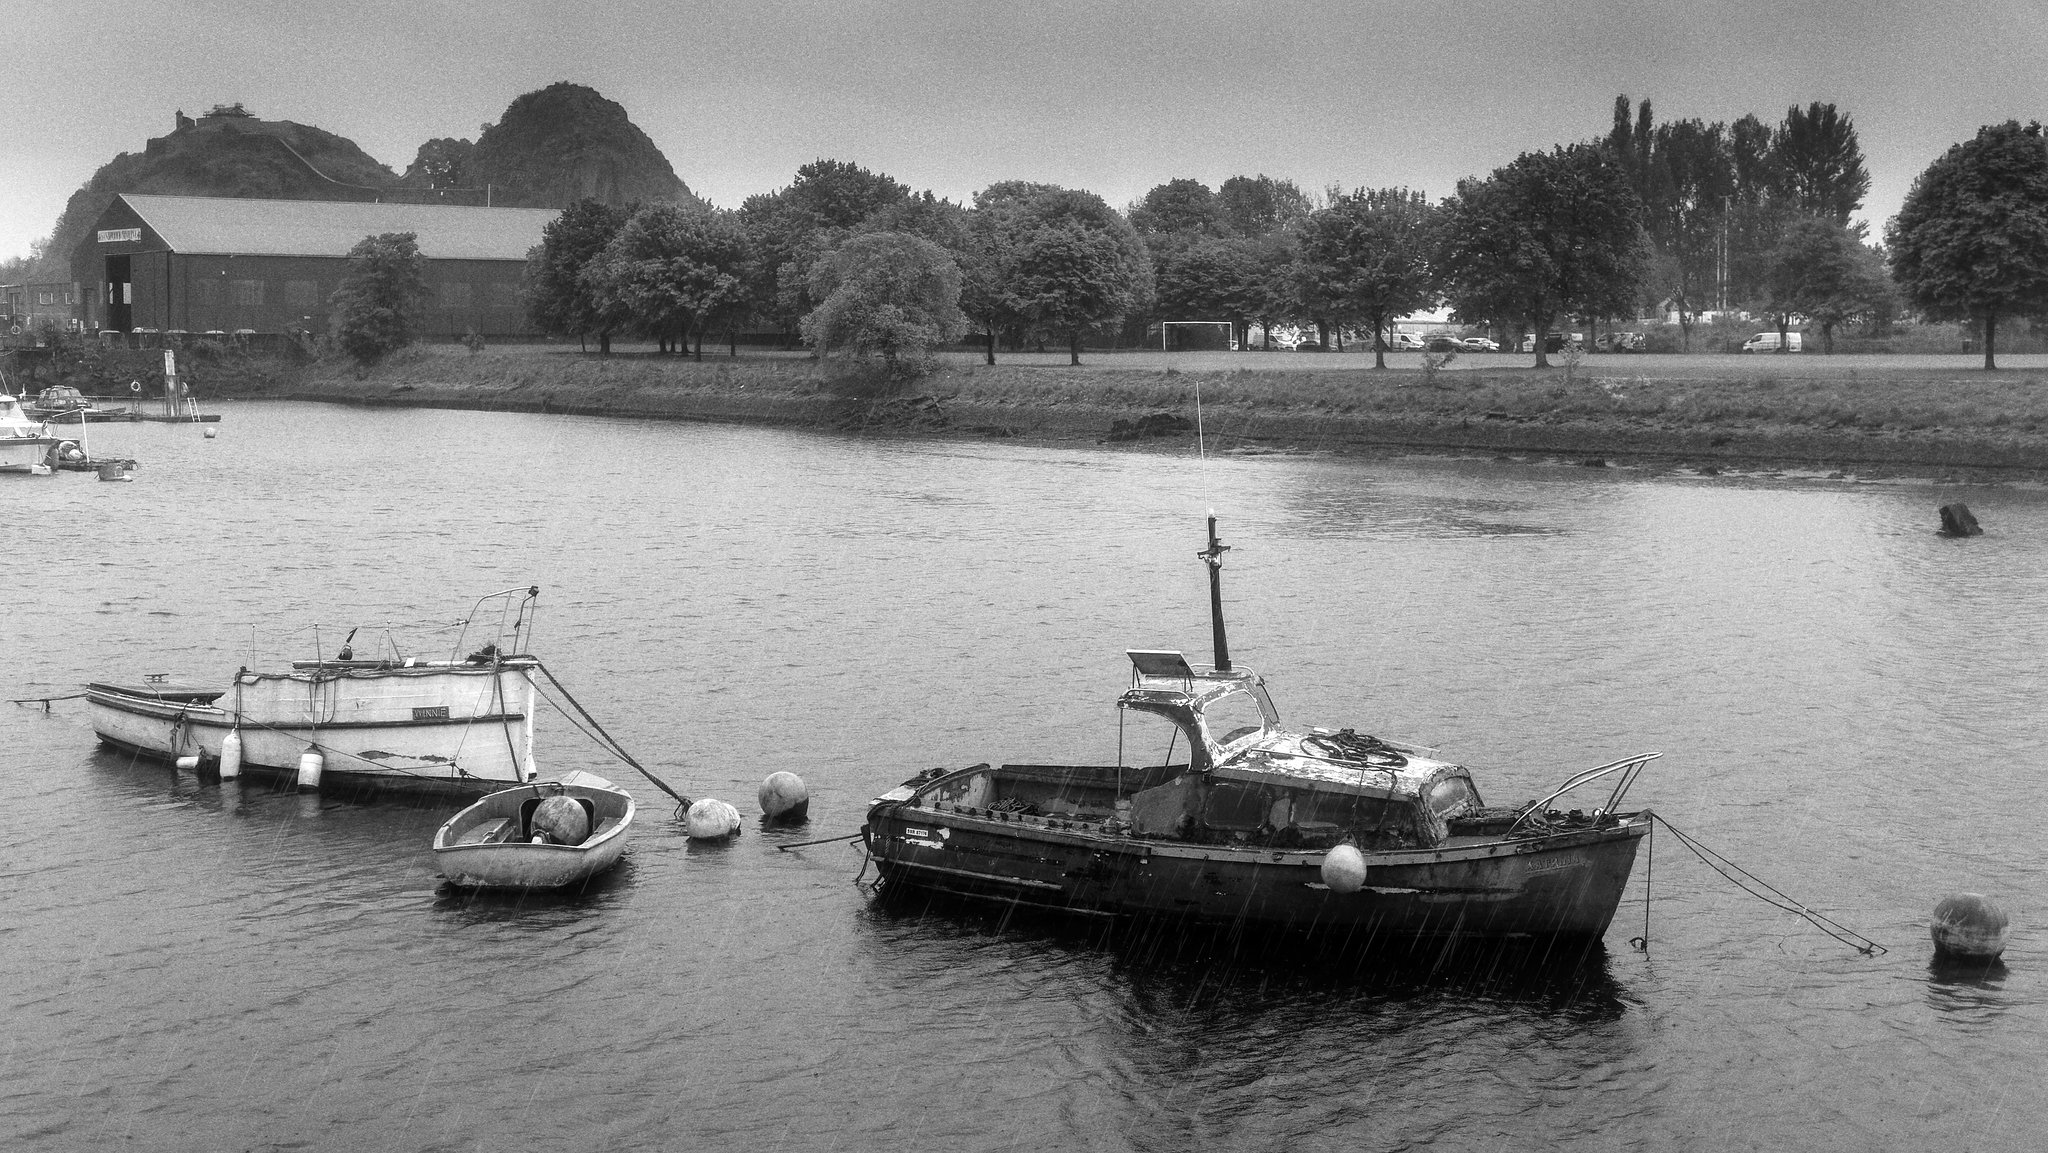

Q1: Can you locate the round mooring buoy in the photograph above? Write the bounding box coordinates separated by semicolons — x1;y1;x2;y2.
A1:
531;795;590;846
203;427;218;440
1932;893;2009;959
758;771;810;822
686;798;742;840
1321;843;1368;894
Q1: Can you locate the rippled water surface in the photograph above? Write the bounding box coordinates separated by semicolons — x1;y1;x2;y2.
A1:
3;401;2043;1151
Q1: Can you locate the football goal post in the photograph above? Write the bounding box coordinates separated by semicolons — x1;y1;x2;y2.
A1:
1160;320;1237;352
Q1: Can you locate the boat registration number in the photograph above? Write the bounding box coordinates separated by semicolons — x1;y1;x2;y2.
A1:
412;706;450;720
902;826;950;848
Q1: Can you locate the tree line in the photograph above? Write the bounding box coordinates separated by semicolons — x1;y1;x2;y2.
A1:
512;99;2048;373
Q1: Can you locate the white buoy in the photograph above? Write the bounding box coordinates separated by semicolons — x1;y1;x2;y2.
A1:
531;795;591;845
296;746;324;790
175;754;200;771
1932;893;2010;959
218;729;242;779
1320;843;1368;894
758;771;810;822
203;427;218;439
685;798;742;840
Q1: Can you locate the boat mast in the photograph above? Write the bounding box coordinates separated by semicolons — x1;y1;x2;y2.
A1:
1199;513;1232;672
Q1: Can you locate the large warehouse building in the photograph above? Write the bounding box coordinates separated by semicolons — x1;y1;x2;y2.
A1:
71;194;559;338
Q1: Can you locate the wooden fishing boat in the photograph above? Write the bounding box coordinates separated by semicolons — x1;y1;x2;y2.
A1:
864;518;1658;945
86;587;548;797
433;770;635;888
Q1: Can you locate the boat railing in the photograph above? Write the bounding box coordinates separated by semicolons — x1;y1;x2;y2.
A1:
449;586;542;662
1508;752;1661;834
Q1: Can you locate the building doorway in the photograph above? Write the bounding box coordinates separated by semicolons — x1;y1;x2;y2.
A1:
104;255;132;332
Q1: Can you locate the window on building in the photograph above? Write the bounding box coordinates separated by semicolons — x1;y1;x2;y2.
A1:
37;292;54;306
487;281;522;310
440;282;473;310
231;280;265;307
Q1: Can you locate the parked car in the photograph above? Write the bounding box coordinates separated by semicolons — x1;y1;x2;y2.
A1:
1425;335;1463;353
1386;332;1427;351
1459;336;1500;352
1596;331;1646;352
1740;331;1803;353
1518;332;1584;353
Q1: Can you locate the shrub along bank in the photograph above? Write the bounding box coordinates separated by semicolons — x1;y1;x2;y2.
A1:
234;345;2048;477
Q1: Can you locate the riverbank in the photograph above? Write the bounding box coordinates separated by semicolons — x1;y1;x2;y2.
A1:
206;343;2048;478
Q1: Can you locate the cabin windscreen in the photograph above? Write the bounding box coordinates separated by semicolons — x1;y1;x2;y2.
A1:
1119;710;1192;770
1199;689;1270;749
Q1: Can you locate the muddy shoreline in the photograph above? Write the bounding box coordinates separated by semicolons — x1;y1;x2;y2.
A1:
188;346;2048;483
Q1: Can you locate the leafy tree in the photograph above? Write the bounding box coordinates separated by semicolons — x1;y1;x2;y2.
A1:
1216;174;1312;237
1130;179;1220;237
330;232;427;365
584;202;752;357
1151;237;1264;348
1774;102;1870;225
524;198;631;353
783;159;910;229
1764;216;1894;352
1294;189;1436;368
800;231;967;372
1607;95;1658;208
1004;187;1152;364
1436;144;1647;367
740;160;913;339
402;138;476;191
1888;121;2048;370
1648;118;1734;347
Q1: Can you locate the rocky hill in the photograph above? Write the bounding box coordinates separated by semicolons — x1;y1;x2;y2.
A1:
41;89;694;281
467;83;700;210
42;104;402;278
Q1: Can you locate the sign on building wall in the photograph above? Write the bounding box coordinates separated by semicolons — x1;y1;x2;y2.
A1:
96;228;142;243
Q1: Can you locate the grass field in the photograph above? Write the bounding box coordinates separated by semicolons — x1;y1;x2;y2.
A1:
250;341;2048;477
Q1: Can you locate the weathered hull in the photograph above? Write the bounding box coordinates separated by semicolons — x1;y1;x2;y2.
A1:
433;778;634;888
865;807;1648;942
86;662;539;798
0;436;57;474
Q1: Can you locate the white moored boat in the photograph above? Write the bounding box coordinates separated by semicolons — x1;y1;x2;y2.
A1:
87;587;547;797
0;393;61;475
433;770;635;889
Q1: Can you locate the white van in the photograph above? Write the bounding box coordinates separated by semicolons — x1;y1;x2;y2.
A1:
1386;332;1426;351
1741;331;1803;353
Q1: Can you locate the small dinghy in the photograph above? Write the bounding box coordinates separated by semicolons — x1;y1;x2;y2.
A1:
434;770;635;889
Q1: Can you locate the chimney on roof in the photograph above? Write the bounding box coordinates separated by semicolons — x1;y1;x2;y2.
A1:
175;109;195;132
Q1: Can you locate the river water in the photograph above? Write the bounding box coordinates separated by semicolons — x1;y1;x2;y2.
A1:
2;401;2041;1152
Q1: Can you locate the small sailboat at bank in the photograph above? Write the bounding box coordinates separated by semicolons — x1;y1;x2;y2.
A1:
87;587;549;798
864;518;1659;945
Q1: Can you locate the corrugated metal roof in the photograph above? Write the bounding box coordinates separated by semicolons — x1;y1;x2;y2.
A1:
118;195;559;261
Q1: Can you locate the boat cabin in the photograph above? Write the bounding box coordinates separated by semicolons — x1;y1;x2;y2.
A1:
906;650;1485;852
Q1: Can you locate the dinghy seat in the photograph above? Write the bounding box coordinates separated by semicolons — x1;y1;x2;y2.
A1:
455;818;519;846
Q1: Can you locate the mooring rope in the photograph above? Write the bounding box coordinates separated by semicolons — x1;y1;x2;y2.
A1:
1653;813;1887;956
531;661;692;809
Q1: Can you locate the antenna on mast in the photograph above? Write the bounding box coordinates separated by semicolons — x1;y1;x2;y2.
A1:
1198;512;1232;672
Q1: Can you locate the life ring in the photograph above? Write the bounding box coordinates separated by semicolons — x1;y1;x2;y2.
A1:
7;324;18;335
129;381;142;393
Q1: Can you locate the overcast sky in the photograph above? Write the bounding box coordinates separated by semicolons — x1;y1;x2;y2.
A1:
7;0;2045;267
